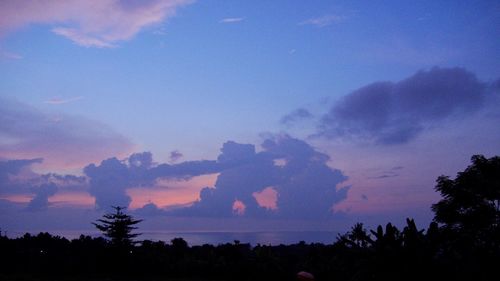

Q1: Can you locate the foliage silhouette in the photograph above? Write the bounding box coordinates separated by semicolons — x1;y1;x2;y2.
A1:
0;154;498;280
92;206;142;248
432;155;500;234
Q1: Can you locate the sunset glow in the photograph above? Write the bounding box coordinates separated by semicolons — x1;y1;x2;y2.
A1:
127;174;219;209
1;0;499;237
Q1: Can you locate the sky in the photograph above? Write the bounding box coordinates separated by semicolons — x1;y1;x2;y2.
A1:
1;0;499;238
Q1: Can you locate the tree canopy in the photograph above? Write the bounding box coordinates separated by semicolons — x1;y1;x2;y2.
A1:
432;155;500;234
93;206;142;247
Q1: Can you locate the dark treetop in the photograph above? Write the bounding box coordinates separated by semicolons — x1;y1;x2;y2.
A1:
92;206;142;247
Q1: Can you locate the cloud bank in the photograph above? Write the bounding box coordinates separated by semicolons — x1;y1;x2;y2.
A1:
0;0;192;47
67;135;347;219
179;135;348;219
0;158;86;211
319;67;490;144
83;151;220;210
0;97;133;169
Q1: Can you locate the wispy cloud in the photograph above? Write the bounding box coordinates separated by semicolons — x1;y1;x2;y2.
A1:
0;0;193;48
52;28;116;48
169;150;183;163
280;108;313;125
1;51;23;60
299;14;345;27
220;17;244;23
44;96;83;105
0;97;133;169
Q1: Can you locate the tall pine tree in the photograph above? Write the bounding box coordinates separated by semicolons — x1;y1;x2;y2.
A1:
93;206;142;247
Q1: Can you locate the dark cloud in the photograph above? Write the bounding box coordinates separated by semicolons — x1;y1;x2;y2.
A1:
133;202;167;217
490;78;500;92
26;183;58;211
84;152;221;210
169;150;183;163
39;173;87;191
0;158;42;185
280;108;313;126
84;157;132;209
368;174;399;180
319;67;488;144
0;158;43;198
0;97;133;167
366;166;403;180
2;134;349;220
150;160;219;181
83;136;348;219
1;158;86;212
178;135;348;219
217;141;256;165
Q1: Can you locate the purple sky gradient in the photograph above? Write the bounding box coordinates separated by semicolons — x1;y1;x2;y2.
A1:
1;0;499;237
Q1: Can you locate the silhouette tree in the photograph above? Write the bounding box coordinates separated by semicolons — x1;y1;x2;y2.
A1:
93;206;142;248
431;155;500;281
431;155;500;234
337;222;372;248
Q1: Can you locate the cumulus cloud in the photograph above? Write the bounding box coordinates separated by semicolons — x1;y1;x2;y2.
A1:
319;67;490;144
0;0;192;48
133;202;167;216
0;97;133;169
179;135;348;219
83;152;221;210
26;183;58;211
85;156;144;210
2;132;348;219
82;135;348;219
280;108;313;126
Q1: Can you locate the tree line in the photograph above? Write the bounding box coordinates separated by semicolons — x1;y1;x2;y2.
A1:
0;155;498;281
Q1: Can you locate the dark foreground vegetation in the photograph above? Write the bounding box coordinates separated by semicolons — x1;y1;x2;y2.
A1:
1;155;499;281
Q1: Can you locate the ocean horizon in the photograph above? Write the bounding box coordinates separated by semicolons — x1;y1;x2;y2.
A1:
6;230;340;246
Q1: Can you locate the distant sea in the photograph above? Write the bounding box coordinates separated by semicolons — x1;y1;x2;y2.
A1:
140;231;339;245
19;231;339;246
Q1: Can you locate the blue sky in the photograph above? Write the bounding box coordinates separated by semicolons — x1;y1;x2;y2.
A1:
0;0;499;235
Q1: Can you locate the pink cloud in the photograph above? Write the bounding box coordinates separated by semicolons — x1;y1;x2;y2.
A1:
48;191;95;207
252;186;278;210
0;0;193;48
127;174;219;209
232;199;246;215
